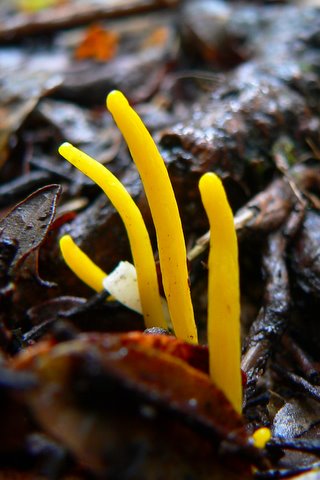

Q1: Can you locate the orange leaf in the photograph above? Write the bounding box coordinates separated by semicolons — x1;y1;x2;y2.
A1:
74;24;119;62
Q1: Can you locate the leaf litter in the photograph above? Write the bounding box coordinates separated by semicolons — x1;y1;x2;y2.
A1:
1;1;320;479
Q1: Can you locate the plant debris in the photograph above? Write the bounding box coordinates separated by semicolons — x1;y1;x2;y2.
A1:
1;1;320;479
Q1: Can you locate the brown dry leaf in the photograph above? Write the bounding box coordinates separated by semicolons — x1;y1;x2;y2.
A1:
0;185;61;277
13;332;260;479
74;24;119;62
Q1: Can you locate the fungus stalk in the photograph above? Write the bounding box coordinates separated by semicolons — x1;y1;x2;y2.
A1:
60;234;106;293
59;143;166;330
199;172;242;413
107;91;197;344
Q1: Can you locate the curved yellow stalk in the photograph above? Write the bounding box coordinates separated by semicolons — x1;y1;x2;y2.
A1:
58;142;166;330
106;91;197;344
60;234;106;292
199;172;242;413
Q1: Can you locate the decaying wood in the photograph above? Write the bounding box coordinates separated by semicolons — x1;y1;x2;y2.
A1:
241;231;290;387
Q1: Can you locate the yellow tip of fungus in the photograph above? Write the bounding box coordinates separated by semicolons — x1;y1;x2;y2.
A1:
59;142;72;157
252;427;271;449
59;234;106;292
106;90;128;112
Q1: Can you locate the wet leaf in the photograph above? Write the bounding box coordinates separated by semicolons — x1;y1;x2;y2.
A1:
57;12;178;105
126;330;209;374
0;185;61;276
272;399;320;470
13;332;260;479
0;171;53;208
0;46;64;170
273;399;320;440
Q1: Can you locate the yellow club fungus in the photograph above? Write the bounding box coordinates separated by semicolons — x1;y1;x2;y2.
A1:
252;427;271;449
59;91;245;415
60;236;147;314
107;90;197;344
60;234;106;293
58;142;166;330
199;172;242;414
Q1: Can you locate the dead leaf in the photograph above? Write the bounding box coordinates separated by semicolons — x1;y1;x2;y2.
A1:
0;185;61;276
13;332;260;479
74;24;119;62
